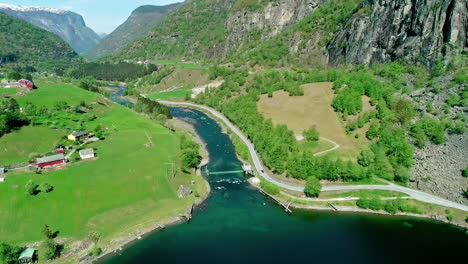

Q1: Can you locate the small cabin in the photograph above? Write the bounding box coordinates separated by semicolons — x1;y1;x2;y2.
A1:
79;148;95;160
68;131;89;141
18;248;35;264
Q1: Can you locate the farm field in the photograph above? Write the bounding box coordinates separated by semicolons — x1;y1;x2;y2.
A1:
148;90;191;100
0;88;17;95
16;80;98;106
0;126;64;165
0;104;202;244
257;82;370;159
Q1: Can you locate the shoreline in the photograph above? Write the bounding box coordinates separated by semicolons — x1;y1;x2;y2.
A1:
90;118;211;264
163;103;468;230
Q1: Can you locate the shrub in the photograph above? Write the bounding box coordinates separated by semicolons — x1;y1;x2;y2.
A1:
304;177;321;197
88;247;102;257
303;126;320;141
356;198;371;209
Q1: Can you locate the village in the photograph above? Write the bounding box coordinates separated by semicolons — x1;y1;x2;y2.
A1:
0;130;99;182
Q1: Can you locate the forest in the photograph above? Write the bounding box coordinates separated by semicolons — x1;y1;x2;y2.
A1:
67;62;158;81
0;99;29;137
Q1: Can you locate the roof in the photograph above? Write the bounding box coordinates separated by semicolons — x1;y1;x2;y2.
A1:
19;248;35;259
79;148;94;156
71;131;89;137
37;154;65;164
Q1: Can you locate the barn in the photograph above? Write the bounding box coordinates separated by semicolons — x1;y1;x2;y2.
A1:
36;154;66;168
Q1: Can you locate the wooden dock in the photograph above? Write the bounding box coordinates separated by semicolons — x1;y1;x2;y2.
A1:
259;189;292;213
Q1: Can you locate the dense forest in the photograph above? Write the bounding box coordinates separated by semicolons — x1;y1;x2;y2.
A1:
67;62;158;81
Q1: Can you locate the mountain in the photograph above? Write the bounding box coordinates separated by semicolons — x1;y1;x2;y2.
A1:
97;32;108;39
0;4;101;54
0;11;78;71
88;3;181;59
111;0;467;68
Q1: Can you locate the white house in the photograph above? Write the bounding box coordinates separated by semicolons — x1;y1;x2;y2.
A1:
79;148;95;160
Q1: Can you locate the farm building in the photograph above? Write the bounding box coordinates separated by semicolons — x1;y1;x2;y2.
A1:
36;154;66;168
68;131;89;141
0;177;4;183
18;248;35;264
56;149;65;154
6;82;21;88
0;167;5;174
79;148;95;159
19;79;35;89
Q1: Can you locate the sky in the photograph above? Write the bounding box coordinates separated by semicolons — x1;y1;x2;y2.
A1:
0;0;182;33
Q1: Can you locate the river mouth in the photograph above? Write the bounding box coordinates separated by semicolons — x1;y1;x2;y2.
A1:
101;107;468;264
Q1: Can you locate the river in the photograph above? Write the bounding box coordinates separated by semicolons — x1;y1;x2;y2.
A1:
101;107;467;264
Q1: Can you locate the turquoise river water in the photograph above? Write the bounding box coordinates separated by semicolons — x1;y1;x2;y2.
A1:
102;107;468;264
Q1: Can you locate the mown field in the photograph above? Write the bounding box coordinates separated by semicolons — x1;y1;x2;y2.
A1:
0;81;205;249
0;126;64;165
0;88;17;95
257;82;370;159
148;90;191;100
16;80;98;106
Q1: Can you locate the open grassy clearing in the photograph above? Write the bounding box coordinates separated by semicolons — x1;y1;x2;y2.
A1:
0;104;202;244
0;88;17;95
0;126;64;165
139;68;210;94
148;90;191;100
16;80;98;106
257;82;369;159
298;139;335;155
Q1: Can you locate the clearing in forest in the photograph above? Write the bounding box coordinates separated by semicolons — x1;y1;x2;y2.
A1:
257;82;369;159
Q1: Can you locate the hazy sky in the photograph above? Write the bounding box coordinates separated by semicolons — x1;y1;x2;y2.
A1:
0;0;182;33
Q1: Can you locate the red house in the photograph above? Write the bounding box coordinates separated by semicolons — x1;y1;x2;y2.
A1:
19;79;34;90
36;154;65;168
55;149;65;154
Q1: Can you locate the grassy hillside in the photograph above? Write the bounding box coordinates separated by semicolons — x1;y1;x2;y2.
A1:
0;11;78;71
88;3;180;59
0;80;206;263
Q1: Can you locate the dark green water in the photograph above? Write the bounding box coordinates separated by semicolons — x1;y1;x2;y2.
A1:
102;107;467;264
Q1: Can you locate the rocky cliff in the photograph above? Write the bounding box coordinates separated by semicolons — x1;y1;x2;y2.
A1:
89;3;180;59
328;0;467;67
222;0;326;57
0;4;101;54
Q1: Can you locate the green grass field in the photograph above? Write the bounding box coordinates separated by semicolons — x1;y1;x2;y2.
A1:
16;80;98;106
0;88;17;95
0;126;64;165
0;80;205;250
148;90;191;100
0;105;202;244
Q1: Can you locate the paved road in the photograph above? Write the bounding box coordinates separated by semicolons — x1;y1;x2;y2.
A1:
160;101;468;212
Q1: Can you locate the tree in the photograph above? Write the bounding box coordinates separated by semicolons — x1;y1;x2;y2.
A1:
39;183;54;193
25;180;38;196
303;126;320;141
394;166;411;183
304;176;321;197
0;243;22;264
463;168;468;178
42;239;59;260
357;149;375;167
42;225;53;239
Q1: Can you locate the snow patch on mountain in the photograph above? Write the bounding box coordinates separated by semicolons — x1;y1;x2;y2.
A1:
0;4;68;14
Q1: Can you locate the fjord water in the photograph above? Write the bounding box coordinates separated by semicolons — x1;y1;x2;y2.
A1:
102;107;467;264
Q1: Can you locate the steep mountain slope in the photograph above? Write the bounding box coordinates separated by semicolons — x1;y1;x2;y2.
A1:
328;0;467;67
112;0;466;68
88;3;180;59
0;4;101;54
0;11;78;71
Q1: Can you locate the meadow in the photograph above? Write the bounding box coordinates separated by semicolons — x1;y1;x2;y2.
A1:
0;88;17;95
16;80;98;106
257;82;370;159
148;90;191;100
0;126;64;165
0;81;205;252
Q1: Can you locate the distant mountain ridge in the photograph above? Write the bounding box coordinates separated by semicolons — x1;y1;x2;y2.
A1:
0;4;101;54
88;3;181;59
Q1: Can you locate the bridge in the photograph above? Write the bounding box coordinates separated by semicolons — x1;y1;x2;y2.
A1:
208;170;244;175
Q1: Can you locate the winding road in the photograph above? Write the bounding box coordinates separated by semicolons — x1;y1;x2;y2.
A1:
160;101;468;212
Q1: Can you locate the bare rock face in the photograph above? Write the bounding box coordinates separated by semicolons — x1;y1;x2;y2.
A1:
178;185;193;198
328;0;467;67
410;134;468;205
221;0;326;57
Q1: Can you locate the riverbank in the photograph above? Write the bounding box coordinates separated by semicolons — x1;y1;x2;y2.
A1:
246;177;468;229
87;118;211;264
158;102;468;229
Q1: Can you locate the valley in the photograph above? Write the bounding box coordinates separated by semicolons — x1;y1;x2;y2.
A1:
0;0;467;263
